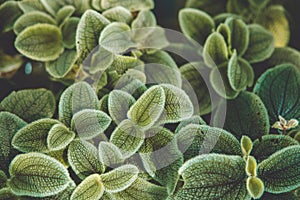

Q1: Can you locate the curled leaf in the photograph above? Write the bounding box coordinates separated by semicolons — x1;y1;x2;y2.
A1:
246;177;264;199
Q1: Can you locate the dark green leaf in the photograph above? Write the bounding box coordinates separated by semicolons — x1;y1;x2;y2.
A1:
0;1;22;32
175;115;206;133
56;5;75;26
62;17;80;49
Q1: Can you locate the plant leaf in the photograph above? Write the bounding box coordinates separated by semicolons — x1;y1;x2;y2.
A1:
253;64;300;124
264;47;300;69
0;88;56;122
131;10;157;41
0;188;18;200
127;85;165;130
214;91;270;140
260;191;298;200
0;1;22;32
98;142;124;167
0;170;7;189
243;24;274;63
62;17;80;49
100;164;139;193
40;0;63;16
68;139;105;180
13;11;57;35
8;152;70;197
56;5;75;26
47;124;75;151
17;0;47;13
15;24;64;62
70;174;104;200
186;0;227;16
59;82;99;127
101;0;154;11
90;47;115;74
258;145;300;193
176;154;250;200
179;8;215;45
12;118;60;153
103;6;132;24
175;115;206;133
76;9;110;63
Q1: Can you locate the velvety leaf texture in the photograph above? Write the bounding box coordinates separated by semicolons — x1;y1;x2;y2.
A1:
47;124;75;151
101;0;154;12
103;6;133;24
98;141;124;167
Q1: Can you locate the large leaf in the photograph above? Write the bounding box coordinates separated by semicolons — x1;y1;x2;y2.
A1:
253;64;300;124
70;174;104;200
100;164;139;193
12;119;60;153
127;85;165;130
110;119;144;158
47;124;75;151
101;0;154;11
243;24;274;63
258;145;300;193
176;154;250;200
68;139;105;179
76;9;109;63
98;142;124;167
0;88;56;122
15;24;64;62
214;91;270;140
0;112;27;171
71;109;111;139
179;8;215;45
103;6;132;24
8;153;71;197
59;82;99;127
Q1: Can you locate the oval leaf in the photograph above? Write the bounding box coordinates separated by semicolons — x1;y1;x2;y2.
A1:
47;124;75;151
101;0;154;11
98;142;124;167
103;6;132;24
62;17;80;49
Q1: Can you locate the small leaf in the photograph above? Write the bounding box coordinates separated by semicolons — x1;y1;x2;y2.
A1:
109;55;143;74
98;142;124;167
40;0;63;16
101;0;154;11
203;32;228;68
246;156;257;177
101;164;139;193
132;10;157;41
258;145;300;193
56;5;75;26
12;119;60;153
243;24;274;63
179;8;215;45
90;47;115;74
47;124;75;151
76;9;110;63
13;11;56;35
62;17;80;49
8;152;71;197
176;154;250;200
15;24;64;62
0;88;56;122
246;177;264;199
214;91;270;140
68;139;105;180
46;50;77;78
254;64;300;125
108;90;135;124
71;109;111;139
0;1;22;32
241;135;253;156
128;85;165;130
103;6;132;24
70;174;104;200
59;82;99;127
175;115;206;133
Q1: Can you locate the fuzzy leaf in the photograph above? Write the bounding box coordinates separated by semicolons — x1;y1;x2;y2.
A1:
128;85;165;129
90;47;115;74
260;191;298;200
15;24;63;62
59;82;99;127
179;8;215;45
0;88;56;122
68;139;105;180
243;24;274;63
46;50;77;78
101;0;154;11
214;91;270;140
258;145;300;193
131;10;156;41
12;119;60;153
103;6;132;24
17;0;47;13
13;11;56;35
76;10;110;63
70;174;104;200
253;64;300;124
175;115;206;133
8;153;70;197
98;142;124;167
40;0;62;16
0;1;22;32
265;47;300;68
47;124;75;151
62;17;79;49
71;109;111;139
246;177;264;199
56;5;75;26
101;164;139;193
176;154;250;200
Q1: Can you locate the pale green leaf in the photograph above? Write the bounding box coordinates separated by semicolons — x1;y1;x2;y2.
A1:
216;23;231;46
0;88;56;122
132;10;157;41
59;82;99;127
18;0;47;13
258;146;300;193
12;119;60;153
128;85;165;129
68;139;105;179
8;152;71;197
116;79;147;99
246;177;264;199
179;8;215;45
13;11;56;35
243;24;274;63
101;0;154;11
0;1;22;32
109;55;142;74
69;0;92;15
176;154;250;200
98;142;124;167
76;9;110;63
101;164;139;193
15;24;64;62
56;5;75;26
175;115;206;133
47;124;75;151
46;50;77;78
90;47;115;74
71;174;104;200
40;0;63;16
140;50;177;69
136;27;169;50
103;6;132;24
62;17;80;49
